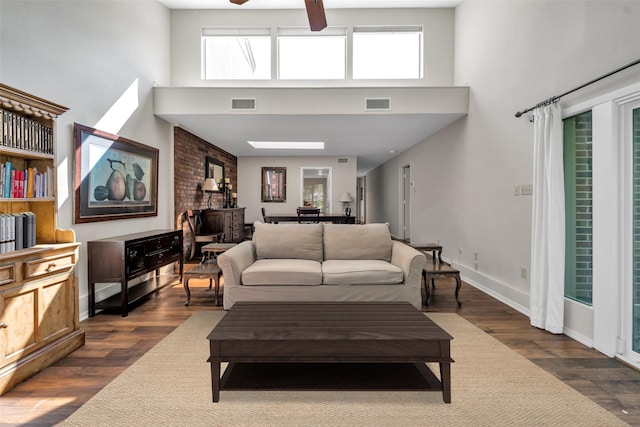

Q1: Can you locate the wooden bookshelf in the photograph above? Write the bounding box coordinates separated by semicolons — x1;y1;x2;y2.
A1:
0;83;83;395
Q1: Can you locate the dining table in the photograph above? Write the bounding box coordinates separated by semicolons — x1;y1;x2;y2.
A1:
263;213;356;224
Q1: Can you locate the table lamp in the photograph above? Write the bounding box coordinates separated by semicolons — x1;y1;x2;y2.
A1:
202;178;218;209
339;192;353;216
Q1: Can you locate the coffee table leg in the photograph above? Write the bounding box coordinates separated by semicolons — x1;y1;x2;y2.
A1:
440;362;451;403
211;361;220;402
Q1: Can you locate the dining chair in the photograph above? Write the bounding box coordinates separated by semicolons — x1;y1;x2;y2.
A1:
297;207;320;223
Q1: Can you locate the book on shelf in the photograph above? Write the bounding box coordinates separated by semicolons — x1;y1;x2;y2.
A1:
26;167;35;198
3;161;11;198
12;212;24;251
23;211;36;248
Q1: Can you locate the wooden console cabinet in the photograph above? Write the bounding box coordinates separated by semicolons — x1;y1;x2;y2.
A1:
202;208;245;243
0;243;83;395
88;229;183;317
0;84;83;395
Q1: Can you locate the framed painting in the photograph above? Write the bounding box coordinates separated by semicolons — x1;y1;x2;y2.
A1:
205;156;224;191
74;123;159;223
261;167;286;203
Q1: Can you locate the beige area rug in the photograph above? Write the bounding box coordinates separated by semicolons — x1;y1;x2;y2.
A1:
59;311;627;427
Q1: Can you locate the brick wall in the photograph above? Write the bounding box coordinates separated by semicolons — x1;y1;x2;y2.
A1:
564;111;594;304
573;112;593;303
564;111;593;304
173;127;237;227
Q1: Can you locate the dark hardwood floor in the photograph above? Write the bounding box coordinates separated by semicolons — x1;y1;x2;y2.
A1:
2;272;640;426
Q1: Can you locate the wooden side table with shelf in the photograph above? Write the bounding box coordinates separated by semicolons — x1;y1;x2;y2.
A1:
411;244;462;306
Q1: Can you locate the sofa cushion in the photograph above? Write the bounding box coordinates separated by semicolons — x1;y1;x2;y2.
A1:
242;259;323;286
253;222;323;262
322;260;403;285
323;223;392;262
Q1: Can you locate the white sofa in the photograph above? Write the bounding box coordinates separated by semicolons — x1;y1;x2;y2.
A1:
217;222;426;310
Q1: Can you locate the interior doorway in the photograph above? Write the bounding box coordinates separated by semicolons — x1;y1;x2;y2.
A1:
357;176;365;223
301;167;331;213
402;165;411;240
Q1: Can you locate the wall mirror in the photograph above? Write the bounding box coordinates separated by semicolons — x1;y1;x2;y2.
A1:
301;167;331;213
205;157;225;191
262;167;286;202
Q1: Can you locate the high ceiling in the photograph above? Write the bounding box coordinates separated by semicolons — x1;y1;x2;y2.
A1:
155;0;466;175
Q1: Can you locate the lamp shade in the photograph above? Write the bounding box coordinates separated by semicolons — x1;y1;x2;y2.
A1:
338;192;353;203
202;178;218;192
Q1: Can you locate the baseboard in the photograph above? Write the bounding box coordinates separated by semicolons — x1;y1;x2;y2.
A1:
447;258;531;317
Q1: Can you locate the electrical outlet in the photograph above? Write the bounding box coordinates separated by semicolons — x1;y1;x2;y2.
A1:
514;185;520;196
520;184;533;196
474;252;478;261
520;267;527;279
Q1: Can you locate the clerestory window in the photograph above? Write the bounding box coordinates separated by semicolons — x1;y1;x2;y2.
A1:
201;25;424;81
201;27;271;80
277;27;346;80
353;26;423;79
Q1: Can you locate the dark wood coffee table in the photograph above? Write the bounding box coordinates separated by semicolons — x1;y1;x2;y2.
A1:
207;302;453;403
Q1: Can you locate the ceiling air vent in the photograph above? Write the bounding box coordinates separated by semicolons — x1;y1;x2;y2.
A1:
231;98;256;110
365;98;390;111
337;157;349;164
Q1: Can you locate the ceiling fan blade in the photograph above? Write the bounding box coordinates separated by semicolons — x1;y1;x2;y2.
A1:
229;0;249;4
305;0;327;32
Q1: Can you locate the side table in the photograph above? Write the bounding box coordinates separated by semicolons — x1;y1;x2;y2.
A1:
202;242;237;260
183;242;237;307
420;254;462;307
411;243;443;263
183;260;223;306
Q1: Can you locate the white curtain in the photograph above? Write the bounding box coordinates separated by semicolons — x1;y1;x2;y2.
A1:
530;103;565;334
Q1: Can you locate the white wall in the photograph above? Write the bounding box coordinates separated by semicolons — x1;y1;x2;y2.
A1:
0;0;172;319
238;156;357;223
369;0;640;326
170;8;454;87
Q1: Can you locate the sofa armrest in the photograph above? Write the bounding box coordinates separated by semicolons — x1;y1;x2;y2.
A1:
390;241;426;289
217;241;256;288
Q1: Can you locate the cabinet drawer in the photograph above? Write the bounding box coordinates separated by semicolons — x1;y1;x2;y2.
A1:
145;249;179;270
0;263;16;286
23;252;75;280
145;235;172;253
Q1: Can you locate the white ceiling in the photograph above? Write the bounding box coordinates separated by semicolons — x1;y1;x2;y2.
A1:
155;0;466;175
157;0;462;10
162;112;465;174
